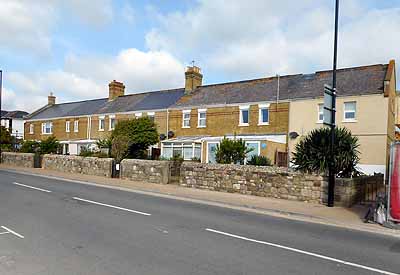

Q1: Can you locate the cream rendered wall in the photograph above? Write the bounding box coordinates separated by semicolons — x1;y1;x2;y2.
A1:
288;94;388;175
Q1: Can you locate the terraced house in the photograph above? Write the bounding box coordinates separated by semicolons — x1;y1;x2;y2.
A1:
24;61;397;174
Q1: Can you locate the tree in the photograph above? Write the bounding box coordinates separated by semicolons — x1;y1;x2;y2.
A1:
215;137;253;164
111;117;159;159
39;136;60;154
111;135;131;163
291;127;360;177
0;126;12;144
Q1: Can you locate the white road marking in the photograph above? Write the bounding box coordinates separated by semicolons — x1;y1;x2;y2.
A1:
205;228;399;275
13;182;52;193
72;197;151;216
1;226;24;239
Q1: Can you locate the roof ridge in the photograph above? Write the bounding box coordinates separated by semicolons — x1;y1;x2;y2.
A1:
316;63;388;74
121;87;185;98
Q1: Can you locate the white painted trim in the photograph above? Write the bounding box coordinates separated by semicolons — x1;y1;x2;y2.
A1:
74;120;79;132
239;105;250;110
135;112;142;118
197;109;207;128
182;111;191;128
258;103;270;108
65;121;70;132
147;112;155;116
258;106;269;125
206;141;219;164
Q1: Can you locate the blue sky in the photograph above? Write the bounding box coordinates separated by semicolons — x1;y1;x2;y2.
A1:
1;0;399;112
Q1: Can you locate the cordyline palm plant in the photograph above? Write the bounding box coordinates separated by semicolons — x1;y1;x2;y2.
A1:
292;127;360;177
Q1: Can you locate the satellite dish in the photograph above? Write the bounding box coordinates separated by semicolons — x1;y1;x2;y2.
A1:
167;131;175;139
289;131;299;139
159;134;166;140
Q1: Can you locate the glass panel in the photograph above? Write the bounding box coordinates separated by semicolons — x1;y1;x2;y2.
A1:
318;104;323;121
162;147;172;159
345;111;355;119
183;147;192;160
194;147;201;159
246;142;259;161
207;143;218;164
199;112;206;118
261;108;269;123
344;102;356;111
241;110;249;124
173;147;182;158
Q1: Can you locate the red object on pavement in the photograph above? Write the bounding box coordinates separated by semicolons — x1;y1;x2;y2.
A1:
390;144;400;220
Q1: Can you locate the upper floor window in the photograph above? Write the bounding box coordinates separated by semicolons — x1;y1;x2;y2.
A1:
135;113;142;118
109;115;116;131
65;121;70;132
198;109;207;128
239;105;249;126
74;120;79;132
318;104;324;123
182;110;191;128
258;104;270;125
41;122;53;134
29;124;34;134
147;112;155;122
344;101;356;121
99;116;105;131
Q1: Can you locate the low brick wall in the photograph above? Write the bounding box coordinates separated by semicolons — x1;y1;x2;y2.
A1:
120;159;171;184
180;162;325;203
42;155;114;177
1;152;35;168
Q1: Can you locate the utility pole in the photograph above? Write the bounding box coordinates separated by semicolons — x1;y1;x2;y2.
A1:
327;0;339;207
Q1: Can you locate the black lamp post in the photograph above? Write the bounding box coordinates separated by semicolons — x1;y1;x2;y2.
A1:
327;0;340;207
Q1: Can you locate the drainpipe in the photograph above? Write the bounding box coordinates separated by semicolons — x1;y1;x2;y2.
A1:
166;109;169;136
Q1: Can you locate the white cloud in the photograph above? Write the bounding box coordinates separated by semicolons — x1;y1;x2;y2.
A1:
3;48;184;112
0;0;55;55
146;0;400;82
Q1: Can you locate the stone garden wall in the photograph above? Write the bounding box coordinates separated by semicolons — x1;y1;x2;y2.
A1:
120;159;171;184
1;152;35;168
180;162;325;203
42;154;114;177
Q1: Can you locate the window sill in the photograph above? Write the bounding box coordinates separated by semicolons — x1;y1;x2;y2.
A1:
99;129;104;132
258;122;270;126
342;119;357;123
316;121;323;124
197;125;206;128
239;123;249;127
182;126;190;129
41;133;53;135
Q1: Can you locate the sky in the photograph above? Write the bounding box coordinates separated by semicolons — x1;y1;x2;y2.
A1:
1;0;399;112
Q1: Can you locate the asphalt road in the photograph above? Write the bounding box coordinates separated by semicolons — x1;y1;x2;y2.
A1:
0;169;399;275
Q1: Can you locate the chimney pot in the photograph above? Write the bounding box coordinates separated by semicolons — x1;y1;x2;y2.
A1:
109;80;125;101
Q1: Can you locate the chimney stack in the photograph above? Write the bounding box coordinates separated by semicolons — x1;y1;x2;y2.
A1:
48;92;56;105
185;66;202;94
109;80;125;101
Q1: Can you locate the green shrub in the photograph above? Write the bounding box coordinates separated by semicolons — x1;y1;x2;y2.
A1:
20;140;40;153
215;137;253;164
247;155;272;166
79;147;94;157
292;127;360;177
39;136;60;154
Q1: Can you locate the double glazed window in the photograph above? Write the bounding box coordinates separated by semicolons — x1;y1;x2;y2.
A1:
65;121;70;132
147;112;155;122
29;124;34;134
109;115;116;130
318;104;324;122
344;102;356;121
74;120;79;132
258;104;270;125
239;106;249;126
198;109;206;128
99;116;105;131
41;122;53;134
162;142;201;160
182;110;191;128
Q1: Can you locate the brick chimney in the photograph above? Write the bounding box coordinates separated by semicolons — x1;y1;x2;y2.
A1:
109;80;125;101
48;92;56;105
185;66;203;94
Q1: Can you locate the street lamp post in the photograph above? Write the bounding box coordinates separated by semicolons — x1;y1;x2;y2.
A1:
0;70;3;163
327;0;340;207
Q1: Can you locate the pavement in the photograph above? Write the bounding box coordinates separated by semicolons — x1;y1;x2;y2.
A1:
0;167;400;274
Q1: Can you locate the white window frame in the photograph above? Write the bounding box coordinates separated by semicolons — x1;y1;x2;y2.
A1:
29;124;34;134
197;109;207;128
182;110;191;128
135;112;142;118
74;120;79;132
109;115;116;131
206;141;220;163
343;101;357;122
65;121;70;132
41;121;53;135
239;105;250;126
317;103;324;123
258;103;270;125
98;116;105;131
